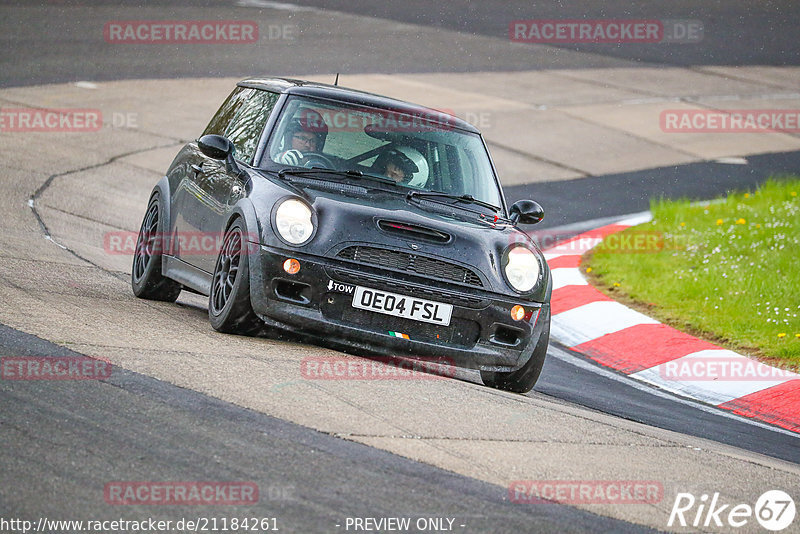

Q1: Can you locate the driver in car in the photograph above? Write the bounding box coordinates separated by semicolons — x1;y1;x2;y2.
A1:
277;109;328;166
372;146;429;187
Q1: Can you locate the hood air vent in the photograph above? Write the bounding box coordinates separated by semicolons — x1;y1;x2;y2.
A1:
377;220;451;244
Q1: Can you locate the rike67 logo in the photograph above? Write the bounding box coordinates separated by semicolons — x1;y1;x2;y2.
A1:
669;490;795;531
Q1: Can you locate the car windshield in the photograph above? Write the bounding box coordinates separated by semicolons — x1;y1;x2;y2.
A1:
265;95;503;208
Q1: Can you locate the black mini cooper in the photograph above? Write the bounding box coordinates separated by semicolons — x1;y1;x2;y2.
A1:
132;77;551;393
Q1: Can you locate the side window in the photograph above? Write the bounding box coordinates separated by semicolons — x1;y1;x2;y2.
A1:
202;87;279;164
224;89;279;164
202;86;250;137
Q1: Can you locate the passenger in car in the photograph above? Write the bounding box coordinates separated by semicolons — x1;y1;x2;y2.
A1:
372;146;429;187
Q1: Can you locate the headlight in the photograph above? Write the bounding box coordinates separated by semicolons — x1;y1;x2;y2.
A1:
504;246;540;292
274;198;314;245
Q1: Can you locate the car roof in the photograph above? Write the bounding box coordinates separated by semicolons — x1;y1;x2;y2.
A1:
237;77;480;134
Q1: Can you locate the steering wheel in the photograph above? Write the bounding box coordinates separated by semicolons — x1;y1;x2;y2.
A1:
301;152;335;169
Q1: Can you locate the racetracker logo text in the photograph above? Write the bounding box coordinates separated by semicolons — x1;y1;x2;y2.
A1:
1;356;111;380
509;480;663;504
104;482;259;505
592;231;673;254
509;19;702;43
660;109;800;133
300;356;457;380
525;229;683;254
294;107;456;134
660;357;798;381
510;20;662;43
0;108;101;132
104;231;261;256
103;21;259;44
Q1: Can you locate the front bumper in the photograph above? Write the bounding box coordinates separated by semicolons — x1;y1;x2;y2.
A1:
249;245;549;372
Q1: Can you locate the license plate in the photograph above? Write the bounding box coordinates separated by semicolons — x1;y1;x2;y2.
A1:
352;286;452;326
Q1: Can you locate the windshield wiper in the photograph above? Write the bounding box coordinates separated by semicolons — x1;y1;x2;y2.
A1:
278;168;399;187
278;167;363;180
406;190;501;212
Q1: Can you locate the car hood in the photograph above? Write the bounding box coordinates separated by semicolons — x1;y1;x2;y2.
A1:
250;173;549;302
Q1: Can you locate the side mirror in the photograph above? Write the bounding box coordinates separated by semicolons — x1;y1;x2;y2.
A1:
510;200;544;225
197;134;247;179
198;134;234;160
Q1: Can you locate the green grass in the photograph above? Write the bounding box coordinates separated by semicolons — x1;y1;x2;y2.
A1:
585;177;800;366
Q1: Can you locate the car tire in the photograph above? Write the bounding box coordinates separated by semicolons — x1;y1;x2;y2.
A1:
208;219;263;335
480;307;550;394
131;194;182;302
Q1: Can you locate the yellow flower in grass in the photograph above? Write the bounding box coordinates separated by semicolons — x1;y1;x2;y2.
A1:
778;333;786;338
586;267;593;273
792;192;797;197
613;282;621;287
796;333;800;339
716;219;724;225
735;218;746;225
680;222;686;227
756;224;761;228
744;193;750;198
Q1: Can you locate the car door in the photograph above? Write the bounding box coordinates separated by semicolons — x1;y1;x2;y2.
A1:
173;87;279;273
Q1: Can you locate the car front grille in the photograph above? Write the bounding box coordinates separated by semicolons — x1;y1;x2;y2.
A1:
336;245;483;287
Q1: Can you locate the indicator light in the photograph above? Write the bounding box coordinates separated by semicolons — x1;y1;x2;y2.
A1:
283;258;300;274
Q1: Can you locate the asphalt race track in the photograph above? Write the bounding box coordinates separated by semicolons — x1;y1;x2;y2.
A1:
1;2;800;533
0;324;648;534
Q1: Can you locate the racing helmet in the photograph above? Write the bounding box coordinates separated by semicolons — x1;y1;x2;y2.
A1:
374;145;429;187
284;108;328;151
